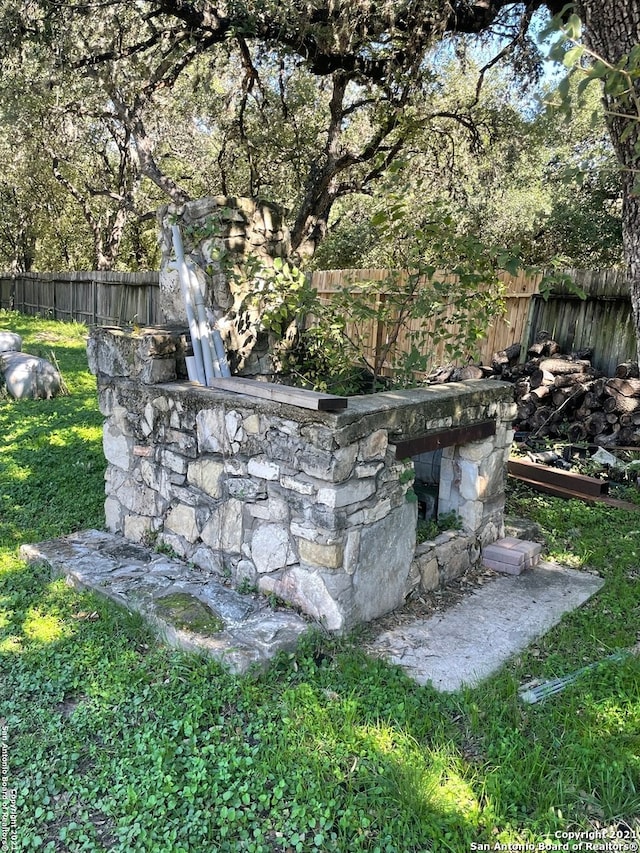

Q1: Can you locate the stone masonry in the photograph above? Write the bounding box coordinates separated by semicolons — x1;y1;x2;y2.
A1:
88;326;516;632
157;196;291;376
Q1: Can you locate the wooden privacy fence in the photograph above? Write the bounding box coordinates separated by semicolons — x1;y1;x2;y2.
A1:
1;268;637;375
0;271;162;327
310;268;542;375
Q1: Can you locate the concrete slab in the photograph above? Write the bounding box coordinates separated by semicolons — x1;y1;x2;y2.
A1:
369;561;604;692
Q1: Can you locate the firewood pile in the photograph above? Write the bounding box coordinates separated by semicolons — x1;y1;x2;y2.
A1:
427;332;640;447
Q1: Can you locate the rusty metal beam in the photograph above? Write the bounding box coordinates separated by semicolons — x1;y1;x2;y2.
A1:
394;420;496;458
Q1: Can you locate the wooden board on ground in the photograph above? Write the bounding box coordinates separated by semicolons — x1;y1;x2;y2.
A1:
508;458;640;511
206;376;348;411
508;458;608;497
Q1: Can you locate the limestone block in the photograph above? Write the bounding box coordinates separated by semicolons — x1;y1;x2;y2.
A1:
246;495;289;523
457;500;484;534
317;478;376;509
300;424;335;451
160;449;189;475
343;530;361;575
247;457;280;481
225;410;245;443
165;503;199;543
347;498;392;526
227;477;267;501
251;524;296;573
0;331;21;352
104;496;123;533
201;500;244;552
458;438;495;463
359;429;388;461
418;554;439;592
459;459;483;502
196;409;229;454
187;458;224;498
123;515;156;543
233;559;257;588
1;352;63;399
297;539;344;569
224;458;246;476
163;429;197;457
478;451;507;498
140;459;171;495
243;414;261;435
279;475;316;495
258;567;343;631
299;444;357;483
106;467;166;516
355;462;384;478
157;532;190;558
103;423;134;470
352;501;417;623
190;546;224;575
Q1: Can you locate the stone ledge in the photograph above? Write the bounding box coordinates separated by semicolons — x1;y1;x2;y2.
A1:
20;529;311;675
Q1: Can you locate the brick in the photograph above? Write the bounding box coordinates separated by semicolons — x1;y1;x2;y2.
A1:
482;537;541;568
482;555;525;576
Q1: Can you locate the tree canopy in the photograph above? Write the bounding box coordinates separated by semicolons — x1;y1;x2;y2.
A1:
0;1;628;281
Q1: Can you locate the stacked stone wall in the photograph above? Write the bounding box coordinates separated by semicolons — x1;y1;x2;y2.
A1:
88;326;516;631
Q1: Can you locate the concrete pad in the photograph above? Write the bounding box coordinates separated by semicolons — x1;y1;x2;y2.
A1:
369;561;604;692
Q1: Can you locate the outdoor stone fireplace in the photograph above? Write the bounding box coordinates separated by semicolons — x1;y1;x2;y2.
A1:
87;325;516;631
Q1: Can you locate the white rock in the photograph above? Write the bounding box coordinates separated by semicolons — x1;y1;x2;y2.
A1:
0;331;22;352
1;352;62;399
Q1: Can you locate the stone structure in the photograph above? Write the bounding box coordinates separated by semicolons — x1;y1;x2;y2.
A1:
88;326;516;632
157;196;291;376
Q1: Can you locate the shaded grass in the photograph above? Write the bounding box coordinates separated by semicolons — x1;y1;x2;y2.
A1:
1;312;640;851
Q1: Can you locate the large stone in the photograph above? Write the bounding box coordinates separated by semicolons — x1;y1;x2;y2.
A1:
103;423;134;469
0;331;21;352
352;501;417;623
258;567;344;631
200;500;244;552
297;539;344;569
0;351;63;399
251;524;296;573
316;478;377;509
187;457;224;498
165;503;199;543
196;409;229;454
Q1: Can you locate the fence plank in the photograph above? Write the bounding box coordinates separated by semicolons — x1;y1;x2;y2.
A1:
2;267;637;376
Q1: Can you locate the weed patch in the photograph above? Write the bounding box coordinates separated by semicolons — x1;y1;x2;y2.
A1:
1;314;640;850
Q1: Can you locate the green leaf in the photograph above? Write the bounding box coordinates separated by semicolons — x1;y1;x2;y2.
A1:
563;45;585;68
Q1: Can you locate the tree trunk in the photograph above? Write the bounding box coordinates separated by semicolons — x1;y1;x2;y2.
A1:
575;1;640;360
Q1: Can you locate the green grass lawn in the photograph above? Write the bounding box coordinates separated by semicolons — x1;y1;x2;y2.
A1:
1;310;640;852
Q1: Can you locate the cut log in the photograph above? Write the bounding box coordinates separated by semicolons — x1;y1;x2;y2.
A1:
584;411;608;436
531;385;552;401
492;343;521;372
529;406;554;431
538;357;591;375
529;369;555;389
605;377;640;398
517;399;537;420
527;341;546;357
543;340;562;356
615;361;639;379
554;373;580;389
457;365;485;380
605;390;640;414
